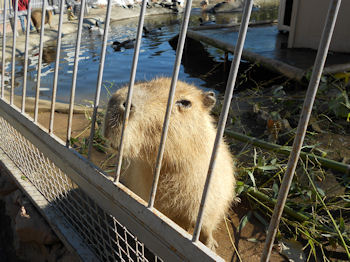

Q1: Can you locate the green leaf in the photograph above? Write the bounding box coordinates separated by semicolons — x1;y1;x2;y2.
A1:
272;182;279;197
315;185;325;197
253;211;268;227
253;148;257;166
339;216;345;233
236;183;245;195
238;212;251;233
247;238;258;243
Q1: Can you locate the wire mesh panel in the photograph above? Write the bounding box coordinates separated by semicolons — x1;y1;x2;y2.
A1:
0;115;164;262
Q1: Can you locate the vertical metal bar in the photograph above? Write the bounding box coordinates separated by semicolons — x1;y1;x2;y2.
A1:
87;0;113;158
261;1;342;261
112;0;148;181
66;0;86;146
1;0;7;99
192;0;254;242
34;0;47;123
49;0;65;134
147;0;194;208
21;0;32;113
10;0;18;105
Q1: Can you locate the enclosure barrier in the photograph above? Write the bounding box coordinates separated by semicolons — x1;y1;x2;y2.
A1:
0;0;342;260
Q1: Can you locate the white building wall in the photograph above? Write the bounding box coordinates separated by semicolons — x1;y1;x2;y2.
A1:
288;0;350;53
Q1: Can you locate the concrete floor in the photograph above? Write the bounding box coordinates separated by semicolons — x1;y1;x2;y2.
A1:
195;24;350;79
0;4;177;58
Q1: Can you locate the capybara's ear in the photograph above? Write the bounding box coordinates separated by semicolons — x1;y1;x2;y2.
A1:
202;91;216;110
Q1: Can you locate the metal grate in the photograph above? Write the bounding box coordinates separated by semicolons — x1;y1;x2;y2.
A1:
0;115;163;262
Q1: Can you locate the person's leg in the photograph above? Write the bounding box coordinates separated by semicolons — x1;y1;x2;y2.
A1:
28;15;34;31
18;15;26;33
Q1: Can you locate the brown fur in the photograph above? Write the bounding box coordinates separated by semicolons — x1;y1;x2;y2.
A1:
31;9;52;33
104;77;236;250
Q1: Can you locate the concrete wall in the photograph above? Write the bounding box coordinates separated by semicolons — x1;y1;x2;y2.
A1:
288;0;350;53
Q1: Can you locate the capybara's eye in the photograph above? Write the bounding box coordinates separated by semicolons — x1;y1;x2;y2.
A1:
175;99;192;108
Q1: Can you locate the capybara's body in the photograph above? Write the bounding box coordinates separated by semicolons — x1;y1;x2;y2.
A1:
31;9;52;32
104;77;236;250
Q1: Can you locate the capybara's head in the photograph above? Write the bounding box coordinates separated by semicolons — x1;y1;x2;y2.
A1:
104;77;217;165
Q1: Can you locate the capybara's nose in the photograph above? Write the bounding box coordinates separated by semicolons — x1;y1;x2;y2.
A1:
122;101;134;111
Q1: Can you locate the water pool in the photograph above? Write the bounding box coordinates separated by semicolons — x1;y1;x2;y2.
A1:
11;5;278;107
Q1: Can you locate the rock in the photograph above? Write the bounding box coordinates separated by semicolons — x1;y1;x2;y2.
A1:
0;171;18;197
16;241;48;262
47;243;79;262
57;251;80;262
15;203;59;245
3;189;22;219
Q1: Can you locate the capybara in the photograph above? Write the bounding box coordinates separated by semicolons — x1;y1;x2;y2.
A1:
31;9;52;33
104;77;236;250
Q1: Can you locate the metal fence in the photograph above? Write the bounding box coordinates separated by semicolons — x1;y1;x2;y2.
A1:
0;0;342;260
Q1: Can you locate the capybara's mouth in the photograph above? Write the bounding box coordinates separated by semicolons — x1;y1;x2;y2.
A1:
110;141;120;151
103;137;119;152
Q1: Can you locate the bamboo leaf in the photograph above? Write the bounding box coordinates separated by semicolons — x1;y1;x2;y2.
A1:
239;212;251;233
247;170;256;188
257;165;279;171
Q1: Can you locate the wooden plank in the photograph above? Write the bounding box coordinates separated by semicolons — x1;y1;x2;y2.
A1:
323;63;350;74
186;29;305;81
190;19;277;31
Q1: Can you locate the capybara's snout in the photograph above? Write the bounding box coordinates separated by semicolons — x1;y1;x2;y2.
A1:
121;101;135;112
104;94;135;140
108;95;135;119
